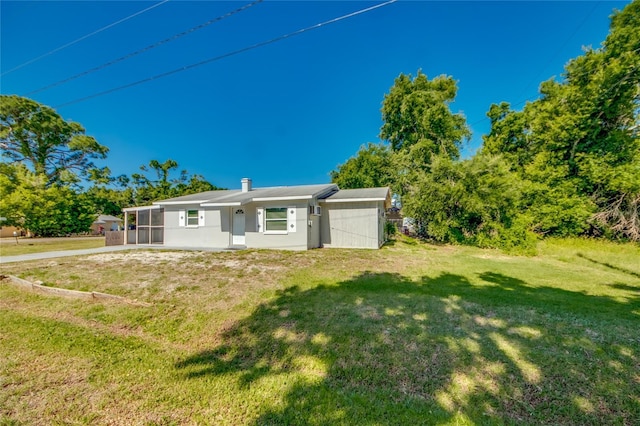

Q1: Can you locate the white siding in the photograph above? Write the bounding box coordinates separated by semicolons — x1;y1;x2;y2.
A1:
163;205;230;248
245;202;309;250
321;201;384;249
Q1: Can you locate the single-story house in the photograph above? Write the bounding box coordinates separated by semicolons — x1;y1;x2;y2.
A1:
0;225;23;238
122;178;391;250
91;214;124;235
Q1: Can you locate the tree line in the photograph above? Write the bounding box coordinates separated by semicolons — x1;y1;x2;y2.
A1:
2;1;637;245
0;95;220;236
331;0;639;252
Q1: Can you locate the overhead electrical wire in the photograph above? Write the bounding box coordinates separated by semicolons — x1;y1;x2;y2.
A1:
468;49;640;130
26;0;263;96
512;1;602;103
54;0;398;108
1;0;171;77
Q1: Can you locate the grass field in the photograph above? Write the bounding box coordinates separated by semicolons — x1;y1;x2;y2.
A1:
0;236;105;257
1;237;638;425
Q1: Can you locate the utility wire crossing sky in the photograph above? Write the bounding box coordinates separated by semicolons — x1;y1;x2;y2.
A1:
0;0;629;190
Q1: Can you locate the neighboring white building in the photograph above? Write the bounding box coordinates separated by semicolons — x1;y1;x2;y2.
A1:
123;178;391;250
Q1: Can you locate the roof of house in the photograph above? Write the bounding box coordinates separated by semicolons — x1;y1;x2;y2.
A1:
320;187;390;202
154;183;339;207
94;214;123;224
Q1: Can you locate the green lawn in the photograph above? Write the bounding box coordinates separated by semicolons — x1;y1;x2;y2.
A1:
1;237;638;425
0;236;105;257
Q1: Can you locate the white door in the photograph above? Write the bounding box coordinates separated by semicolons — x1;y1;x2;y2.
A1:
232;208;246;245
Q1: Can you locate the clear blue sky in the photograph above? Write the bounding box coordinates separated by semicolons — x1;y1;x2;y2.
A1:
1;0;629;190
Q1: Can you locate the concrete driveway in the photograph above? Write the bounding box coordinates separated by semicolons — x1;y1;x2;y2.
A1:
0;244;136;264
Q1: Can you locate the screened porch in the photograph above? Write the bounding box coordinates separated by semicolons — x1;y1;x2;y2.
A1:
123;206;164;245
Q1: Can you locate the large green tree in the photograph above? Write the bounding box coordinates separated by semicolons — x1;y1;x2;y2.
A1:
0;95;108;186
0;163;94;236
380;71;470;162
333;72;470;194
330;142;394;189
401;153;535;252
483;0;640;240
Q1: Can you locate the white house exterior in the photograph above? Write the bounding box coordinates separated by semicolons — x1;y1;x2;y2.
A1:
123;179;391;250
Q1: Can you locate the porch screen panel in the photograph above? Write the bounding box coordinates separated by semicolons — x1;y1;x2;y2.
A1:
137;227;150;244
127;212;137;244
151;209;164;226
138;210;150;226
151;228;164;244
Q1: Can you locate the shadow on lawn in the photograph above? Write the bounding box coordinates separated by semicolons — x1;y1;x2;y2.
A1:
577;252;640;280
176;271;639;425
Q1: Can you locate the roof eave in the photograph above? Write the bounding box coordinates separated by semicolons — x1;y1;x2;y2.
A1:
320;197;387;203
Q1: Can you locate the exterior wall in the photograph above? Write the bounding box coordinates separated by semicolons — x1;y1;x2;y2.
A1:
0;226;22;238
321;201;384;249
163;205;231;248
244;202;309;250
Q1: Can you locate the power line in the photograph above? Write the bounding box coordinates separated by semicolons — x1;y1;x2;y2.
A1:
55;0;398;109
469;51;640;130
513;1;602;103
1;0;171;77
26;0;263;96
469;2;605;130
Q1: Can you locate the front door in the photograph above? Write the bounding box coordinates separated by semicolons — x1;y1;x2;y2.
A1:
232;208;246;245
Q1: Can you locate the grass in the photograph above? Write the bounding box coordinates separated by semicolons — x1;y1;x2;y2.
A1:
0;237;638;425
0;236;105;257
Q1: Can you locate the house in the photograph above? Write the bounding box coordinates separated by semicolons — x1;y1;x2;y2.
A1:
122;178;391;250
91;214;124;235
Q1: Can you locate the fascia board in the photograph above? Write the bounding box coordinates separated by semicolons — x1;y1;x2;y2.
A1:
123;205;162;212
201;201;244;207
153;200;211;206
251;195;312;202
320;198;386;203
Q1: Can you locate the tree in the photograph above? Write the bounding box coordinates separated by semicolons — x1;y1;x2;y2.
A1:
0;163;94;237
402;153;536;253
330;143;394;189
380;71;470;162
378;71;471;199
482;0;640;240
0;95;108;186
85;167;134;217
131;159;220;205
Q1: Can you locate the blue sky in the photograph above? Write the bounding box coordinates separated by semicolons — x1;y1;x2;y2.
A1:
1;0;629;190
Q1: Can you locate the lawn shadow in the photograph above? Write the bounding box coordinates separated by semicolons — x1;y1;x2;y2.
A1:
577;252;640;279
176;270;639;424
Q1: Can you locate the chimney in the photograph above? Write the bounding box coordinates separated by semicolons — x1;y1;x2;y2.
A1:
241;177;252;193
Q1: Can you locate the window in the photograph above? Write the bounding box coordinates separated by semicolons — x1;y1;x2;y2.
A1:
187;209;199;226
265;207;287;231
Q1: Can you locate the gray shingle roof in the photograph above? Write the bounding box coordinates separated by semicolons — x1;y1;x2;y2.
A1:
153;184;338;206
321;187;390;201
